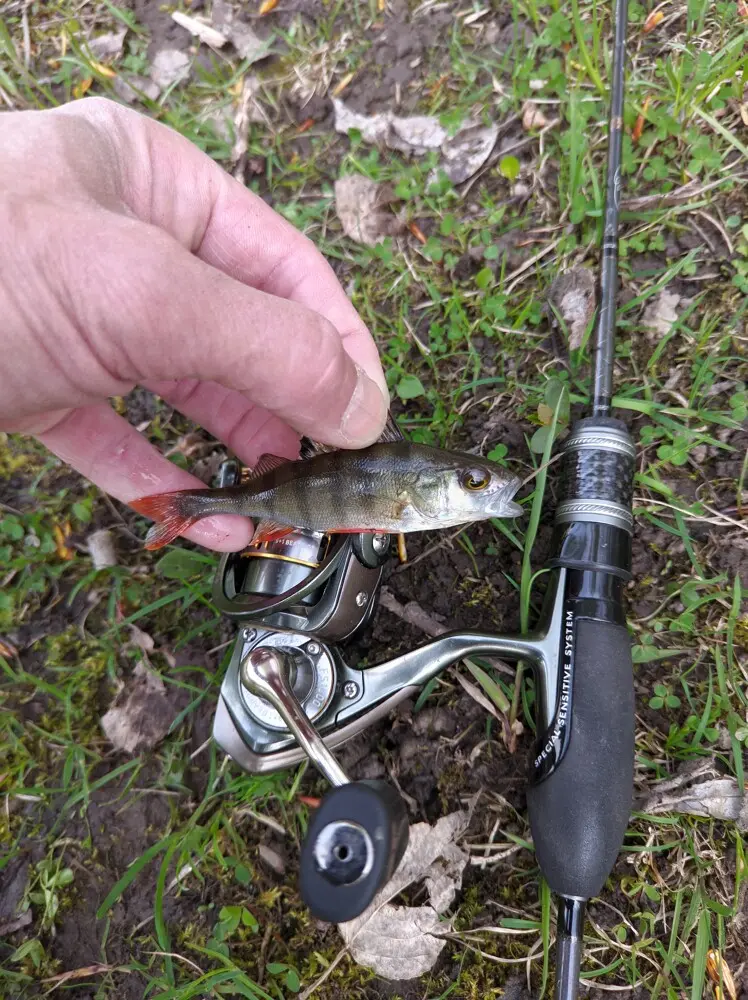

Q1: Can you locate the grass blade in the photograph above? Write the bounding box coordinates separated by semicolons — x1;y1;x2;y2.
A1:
510;383;568;724
691;907;710;1000
96;834;175;920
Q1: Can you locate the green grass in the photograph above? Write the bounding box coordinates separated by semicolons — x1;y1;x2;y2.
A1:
1;0;747;996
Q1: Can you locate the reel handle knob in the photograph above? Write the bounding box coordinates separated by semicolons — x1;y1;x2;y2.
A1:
299;780;409;923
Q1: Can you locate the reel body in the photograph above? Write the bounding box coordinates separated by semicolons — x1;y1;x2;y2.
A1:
210;417;635;961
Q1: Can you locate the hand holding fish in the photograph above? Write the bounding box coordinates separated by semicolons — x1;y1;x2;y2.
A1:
0;97;389;552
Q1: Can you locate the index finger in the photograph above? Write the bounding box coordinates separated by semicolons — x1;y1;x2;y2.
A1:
64;98;388;401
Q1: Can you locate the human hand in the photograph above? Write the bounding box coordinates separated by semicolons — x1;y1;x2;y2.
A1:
0;97;389;552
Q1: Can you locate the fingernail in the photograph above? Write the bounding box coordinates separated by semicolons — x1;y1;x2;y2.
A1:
340;364;389;446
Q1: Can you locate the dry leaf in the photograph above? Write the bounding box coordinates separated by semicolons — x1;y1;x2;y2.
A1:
231;75;266;167
91;60;117;79
338;809;471;979
172;10;227;48
88;28;127;60
258;843;286;874
128;624;155;654
113;73;161;104
333;100;499;185
53;522;74;560
334;174;404;247
332;99;393;145
0;910;32;936
87;529;117;570
388;114;447;155
522;100;548;130
641;289;681;340
440;122;498;184
211;0;272;61
42;965;114;986
332;71;355;97
643;773;748;831
149;48;191;90
740;103;748;127
73;77;93;100
632;95;652;143
547;267;596;350
643;9;664;31
100;662;173;754
707;950;738;1000
0;637;19;659
230;22;271;61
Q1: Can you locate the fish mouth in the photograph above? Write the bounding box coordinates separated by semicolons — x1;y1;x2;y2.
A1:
486;485;524;518
504;500;524;518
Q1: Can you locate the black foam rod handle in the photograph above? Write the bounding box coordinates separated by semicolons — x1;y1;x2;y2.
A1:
299;780;409;923
527;618;635;900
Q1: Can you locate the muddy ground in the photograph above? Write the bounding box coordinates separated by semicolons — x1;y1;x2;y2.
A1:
1;0;747;997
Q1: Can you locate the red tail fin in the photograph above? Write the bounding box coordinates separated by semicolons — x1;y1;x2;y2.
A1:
130;491;200;550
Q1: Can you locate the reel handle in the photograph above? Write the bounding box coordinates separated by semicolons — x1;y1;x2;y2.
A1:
238;645;410;922
299;780;409;923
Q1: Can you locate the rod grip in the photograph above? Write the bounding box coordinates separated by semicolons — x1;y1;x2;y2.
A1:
527;618;634;899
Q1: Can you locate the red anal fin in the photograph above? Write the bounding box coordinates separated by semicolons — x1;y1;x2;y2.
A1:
250;520;296;544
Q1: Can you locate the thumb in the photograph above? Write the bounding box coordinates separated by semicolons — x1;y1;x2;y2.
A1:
58;209;390;449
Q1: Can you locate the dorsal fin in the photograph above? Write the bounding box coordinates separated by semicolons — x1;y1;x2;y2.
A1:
298;438;337;461
299;410;405;460
246;453;292;480
378;410;405;443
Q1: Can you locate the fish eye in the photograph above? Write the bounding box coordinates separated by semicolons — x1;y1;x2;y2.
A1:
461;469;491;491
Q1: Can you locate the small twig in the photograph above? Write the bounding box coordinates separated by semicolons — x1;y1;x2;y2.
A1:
256;923;274;987
189;736;212;760
695;210;734;256
396;532;408;563
378;586;447;637
298;944;349;1000
391;523;472;573
620;174;746;211
233;805;287;837
503;238;563;295
21;5;30;68
147;952;204;975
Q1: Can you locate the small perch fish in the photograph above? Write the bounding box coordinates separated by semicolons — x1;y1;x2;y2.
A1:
131;418;523;550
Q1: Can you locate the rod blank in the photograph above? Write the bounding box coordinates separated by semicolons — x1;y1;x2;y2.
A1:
592;0;630;418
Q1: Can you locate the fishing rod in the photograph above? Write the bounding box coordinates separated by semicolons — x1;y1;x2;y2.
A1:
205;0;634;995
